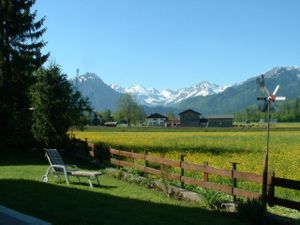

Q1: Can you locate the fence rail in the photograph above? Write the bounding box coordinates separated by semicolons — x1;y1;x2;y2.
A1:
109;147;300;210
269;177;300;210
110;147;263;200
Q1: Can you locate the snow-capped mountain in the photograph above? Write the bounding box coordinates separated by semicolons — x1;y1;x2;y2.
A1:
178;66;300;114
71;67;300;113
71;73;122;111
109;81;228;106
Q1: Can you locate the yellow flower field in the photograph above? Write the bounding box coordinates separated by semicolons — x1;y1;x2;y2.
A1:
74;130;300;180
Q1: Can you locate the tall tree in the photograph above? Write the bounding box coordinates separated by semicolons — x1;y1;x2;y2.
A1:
30;64;90;147
293;98;300;121
0;0;48;146
166;111;176;120
117;94;145;126
101;109;113;122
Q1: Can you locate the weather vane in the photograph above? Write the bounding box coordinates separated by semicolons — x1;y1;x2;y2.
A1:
256;74;286;209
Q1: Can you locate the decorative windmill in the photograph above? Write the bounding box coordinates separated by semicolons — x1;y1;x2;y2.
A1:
257;75;286;112
256;74;286;209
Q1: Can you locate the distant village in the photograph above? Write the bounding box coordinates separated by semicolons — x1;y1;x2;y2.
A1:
96;109;234;128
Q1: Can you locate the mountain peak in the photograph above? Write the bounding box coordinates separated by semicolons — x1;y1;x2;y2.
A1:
70;72;121;111
264;66;300;78
73;72;104;83
123;85;148;96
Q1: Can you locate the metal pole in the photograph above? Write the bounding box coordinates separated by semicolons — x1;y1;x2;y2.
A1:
262;100;270;212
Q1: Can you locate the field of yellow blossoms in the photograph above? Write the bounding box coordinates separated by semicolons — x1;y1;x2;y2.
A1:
74;129;300;180
74;127;300;217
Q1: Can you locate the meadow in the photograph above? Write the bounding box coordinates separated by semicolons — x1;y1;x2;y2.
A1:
74;125;300;218
74;127;300;180
0;151;247;225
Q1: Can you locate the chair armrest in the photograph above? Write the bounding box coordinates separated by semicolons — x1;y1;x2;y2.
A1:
48;165;68;174
65;164;78;170
50;165;66;169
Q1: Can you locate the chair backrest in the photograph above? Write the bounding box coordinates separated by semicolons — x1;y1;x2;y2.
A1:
45;149;65;172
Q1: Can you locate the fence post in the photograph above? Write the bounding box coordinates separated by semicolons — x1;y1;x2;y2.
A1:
160;152;165;178
117;149;121;170
131;149;134;164
261;152;268;213
267;171;275;207
230;162;239;202
204;161;209;182
84;138;89;153
180;154;186;189
88;143;95;158
144;149;149;177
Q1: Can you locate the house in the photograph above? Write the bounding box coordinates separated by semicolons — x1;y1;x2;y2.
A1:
206;115;234;127
199;118;208;127
104;121;118;127
145;113;168;126
165;119;180;127
179;109;201;127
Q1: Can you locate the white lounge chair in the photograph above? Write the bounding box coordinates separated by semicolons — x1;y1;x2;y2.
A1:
41;149;102;188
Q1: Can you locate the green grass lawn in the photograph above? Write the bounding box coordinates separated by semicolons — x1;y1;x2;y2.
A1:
0;150;248;225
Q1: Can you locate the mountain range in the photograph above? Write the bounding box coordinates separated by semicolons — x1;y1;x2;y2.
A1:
71;67;300;115
109;82;227;106
178;67;300;114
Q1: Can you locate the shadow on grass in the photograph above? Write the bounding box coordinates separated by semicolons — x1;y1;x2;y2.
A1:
55;180;118;190
0;179;246;225
0;150;47;166
0;149;95;169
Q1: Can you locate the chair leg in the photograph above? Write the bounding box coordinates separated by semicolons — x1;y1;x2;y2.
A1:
64;172;70;185
88;178;93;188
42;166;53;182
95;175;100;186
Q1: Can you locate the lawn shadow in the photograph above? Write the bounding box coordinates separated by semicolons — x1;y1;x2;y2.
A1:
0;150;47;166
0;149;99;170
62;180;117;189
0;179;246;225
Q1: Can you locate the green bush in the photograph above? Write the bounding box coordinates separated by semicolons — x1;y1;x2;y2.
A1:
237;199;265;225
200;188;222;210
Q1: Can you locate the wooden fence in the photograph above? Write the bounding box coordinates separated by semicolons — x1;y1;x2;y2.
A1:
109;147;263;200
269;176;300;210
108;147;300;210
71;136;300;211
70;137;95;160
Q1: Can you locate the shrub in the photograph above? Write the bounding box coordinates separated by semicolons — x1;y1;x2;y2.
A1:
237;199;265;225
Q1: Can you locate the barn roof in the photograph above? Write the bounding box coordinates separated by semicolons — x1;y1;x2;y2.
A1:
146;113;168;119
179;109;201;115
206;114;234;119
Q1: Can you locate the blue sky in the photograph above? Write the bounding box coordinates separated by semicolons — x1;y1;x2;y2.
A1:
35;0;300;90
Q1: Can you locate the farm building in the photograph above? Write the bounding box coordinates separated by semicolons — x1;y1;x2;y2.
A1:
145;113;168;126
206;115;234;127
104;121;118;127
165;119;180;127
179;109;201;127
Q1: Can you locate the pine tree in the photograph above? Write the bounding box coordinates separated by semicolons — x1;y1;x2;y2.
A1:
30;64;91;147
0;0;49;146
